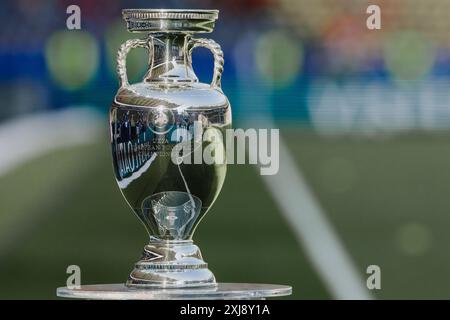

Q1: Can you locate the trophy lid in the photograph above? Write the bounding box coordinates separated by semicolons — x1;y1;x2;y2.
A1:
122;9;219;33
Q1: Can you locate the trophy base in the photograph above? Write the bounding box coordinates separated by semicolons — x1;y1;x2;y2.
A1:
57;283;292;300
126;240;216;288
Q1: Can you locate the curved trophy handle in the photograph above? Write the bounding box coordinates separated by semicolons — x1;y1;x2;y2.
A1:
117;37;153;87
188;38;224;88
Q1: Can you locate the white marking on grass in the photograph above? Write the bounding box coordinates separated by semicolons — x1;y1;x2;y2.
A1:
0;107;102;257
233;32;371;297
236;80;372;298
249;123;372;299
0;107;101;177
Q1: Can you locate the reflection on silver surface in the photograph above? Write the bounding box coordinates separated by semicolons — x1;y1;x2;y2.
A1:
110;100;230;240
143;191;201;239
110;9;231;288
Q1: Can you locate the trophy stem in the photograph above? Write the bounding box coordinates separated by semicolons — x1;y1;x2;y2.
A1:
126;240;217;288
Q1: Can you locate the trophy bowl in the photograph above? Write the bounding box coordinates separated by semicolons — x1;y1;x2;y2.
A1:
109;9;231;288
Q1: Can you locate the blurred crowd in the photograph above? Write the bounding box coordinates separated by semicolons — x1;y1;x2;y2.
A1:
1;0;450;132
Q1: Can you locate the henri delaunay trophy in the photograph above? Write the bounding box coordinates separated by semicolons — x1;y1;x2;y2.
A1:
57;8;292;300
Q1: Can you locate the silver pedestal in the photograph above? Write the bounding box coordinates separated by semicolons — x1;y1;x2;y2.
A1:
126;241;216;288
57;283;292;300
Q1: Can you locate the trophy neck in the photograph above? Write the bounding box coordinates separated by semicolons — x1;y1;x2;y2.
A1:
144;33;198;84
121;9;219;85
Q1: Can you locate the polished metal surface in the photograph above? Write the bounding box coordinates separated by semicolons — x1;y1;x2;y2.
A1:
122;9;218;33
111;9;231;288
57;283;293;300
127;241;216;288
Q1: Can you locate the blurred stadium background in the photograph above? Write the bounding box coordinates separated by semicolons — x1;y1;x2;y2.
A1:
1;0;450;299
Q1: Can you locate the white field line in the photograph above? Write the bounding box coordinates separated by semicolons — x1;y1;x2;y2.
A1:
244;118;372;299
233;34;371;295
0;108;102;257
0;108;102;177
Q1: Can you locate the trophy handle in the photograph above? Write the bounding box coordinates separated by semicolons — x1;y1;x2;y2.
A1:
117;37;153;87
188;38;224;88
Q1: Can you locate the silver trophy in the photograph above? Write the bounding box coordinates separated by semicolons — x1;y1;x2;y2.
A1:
111;8;230;288
57;9;291;299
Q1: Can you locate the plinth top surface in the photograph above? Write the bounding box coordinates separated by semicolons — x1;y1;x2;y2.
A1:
57;283;292;300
